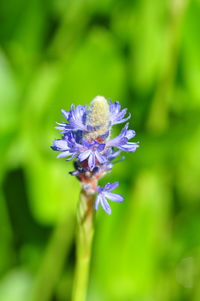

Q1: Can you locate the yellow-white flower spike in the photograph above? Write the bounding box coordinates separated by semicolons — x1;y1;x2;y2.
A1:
84;96;110;140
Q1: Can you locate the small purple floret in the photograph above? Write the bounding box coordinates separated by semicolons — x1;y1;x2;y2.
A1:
109;101;131;125
95;182;124;215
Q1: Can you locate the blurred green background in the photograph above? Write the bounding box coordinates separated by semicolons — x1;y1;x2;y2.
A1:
0;0;200;300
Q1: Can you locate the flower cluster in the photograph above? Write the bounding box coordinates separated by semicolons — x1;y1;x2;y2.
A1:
51;96;139;214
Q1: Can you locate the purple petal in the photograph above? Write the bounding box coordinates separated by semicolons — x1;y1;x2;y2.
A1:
61;109;70;120
53;139;69;150
95;151;106;164
56;122;66;126
60;124;74;130
106;137;120;148
109;101;121;114
125;129;135;139
57;151;72;158
108;150;121;160
112;113;131;125
95;195;101;211
104;182;119;191
65;154;76;161
117;108;127;118
101;196;112;215
106;136;127;148
88;152;95;170
55;126;65;131
69;170;79;176
78;150;91;162
119;142;139;152
97;186;104;194
111;108;127;122
77;105;86;119
104;192;124;202
97;143;106;152
120;123;129;136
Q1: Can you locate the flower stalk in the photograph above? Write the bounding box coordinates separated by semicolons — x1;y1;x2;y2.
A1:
72;189;95;301
51;95;139;299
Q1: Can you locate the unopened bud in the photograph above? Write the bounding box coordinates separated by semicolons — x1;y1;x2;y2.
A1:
84;96;110;140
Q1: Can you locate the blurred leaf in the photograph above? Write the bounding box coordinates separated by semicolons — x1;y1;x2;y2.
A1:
0;269;32;301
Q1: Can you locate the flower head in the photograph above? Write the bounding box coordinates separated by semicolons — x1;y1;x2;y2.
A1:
51;96;139;214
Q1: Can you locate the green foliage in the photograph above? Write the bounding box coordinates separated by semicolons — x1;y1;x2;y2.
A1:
0;0;200;300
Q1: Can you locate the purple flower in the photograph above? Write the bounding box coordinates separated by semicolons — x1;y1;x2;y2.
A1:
51;138;75;160
106;123;139;152
51;132;80;160
55;104;97;133
95;182;124;215
78;141;106;170
109;101;131;125
51;96;139;214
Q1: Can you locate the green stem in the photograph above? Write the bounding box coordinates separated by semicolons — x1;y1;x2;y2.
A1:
72;189;95;301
